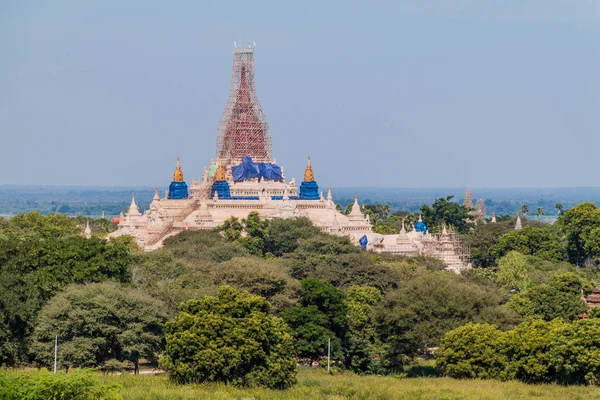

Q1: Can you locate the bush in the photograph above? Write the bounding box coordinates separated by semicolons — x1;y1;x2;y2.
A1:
0;369;121;400
161;286;297;389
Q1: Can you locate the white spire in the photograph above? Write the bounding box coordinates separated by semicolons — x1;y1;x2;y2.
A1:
153;187;160;201
84;220;91;238
442;223;447;235
418;214;423;222
491;212;497;223
515;214;522;230
283;186;289;200
327;187;332;201
348;196;363;221
128;194;141;216
101;210;105;219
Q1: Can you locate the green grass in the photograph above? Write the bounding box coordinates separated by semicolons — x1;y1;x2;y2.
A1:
104;367;600;400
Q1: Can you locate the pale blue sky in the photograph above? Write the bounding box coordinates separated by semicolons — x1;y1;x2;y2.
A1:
1;1;599;187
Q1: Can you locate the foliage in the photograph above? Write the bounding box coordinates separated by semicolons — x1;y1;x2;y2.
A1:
374;271;519;369
161;286;297;389
31;282;167;373
283;278;348;363
0;369;121;400
420;196;470;234
490;226;566;261
0;214;132;366
438;318;600;385
345;286;384;373
264;217;322;256
496;251;530;292
508;271;593;321
436;323;506;379
464;221;513;267
556;202;600;265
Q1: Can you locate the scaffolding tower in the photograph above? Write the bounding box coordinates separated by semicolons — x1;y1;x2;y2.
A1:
216;45;272;166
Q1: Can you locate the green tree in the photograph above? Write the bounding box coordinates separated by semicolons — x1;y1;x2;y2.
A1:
508;271;593;321
436;323;506;379
31;282;167;373
283;278;348;363
238;211;269;255
556;202;600;265
464;221;514;267
215;216;243;241
374;271;518;368
520;204;529;216
555;202;564;216
264;217;321;256
496;251;530;292
490;226;566;262
420;196;470;234
345;286;384;373
536;207;544;220
161;286;296;389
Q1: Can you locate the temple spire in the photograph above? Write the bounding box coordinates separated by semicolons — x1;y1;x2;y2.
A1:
173;157;184;182
216;159;226;181
348;196;363;221
491;212;497;223
515;214;523;230
84;220;91;238
153;187;160;201
304;156;315;182
128;194;141;216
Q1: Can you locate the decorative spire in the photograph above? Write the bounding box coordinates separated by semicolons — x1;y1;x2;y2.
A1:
400;217;407;234
463;188;473;208
128;194;141;216
442;222;447;235
515;214;522;230
153;187;160;201
84;220;91;238
348;196;363;221
101;210;105;219
327;187;332;201
491;212;497;223
215;159;226;181
283;186;289;200
173;157;184;182
303;156;315;182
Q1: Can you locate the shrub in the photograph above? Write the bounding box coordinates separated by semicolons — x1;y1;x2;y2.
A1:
161;286;297;389
0;369;121;400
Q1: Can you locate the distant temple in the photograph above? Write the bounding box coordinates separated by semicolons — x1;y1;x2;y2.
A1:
109;45;470;272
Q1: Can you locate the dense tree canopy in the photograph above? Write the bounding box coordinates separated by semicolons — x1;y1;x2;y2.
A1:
420;196;471;234
31;282;167;373
490;226;566;262
556;202;600;265
161;286;297;389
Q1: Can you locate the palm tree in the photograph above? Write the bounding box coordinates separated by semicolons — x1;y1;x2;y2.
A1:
555;202;564;216
536;207;544;221
520;204;529;216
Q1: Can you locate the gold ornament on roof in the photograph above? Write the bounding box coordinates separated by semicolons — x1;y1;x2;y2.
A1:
173;157;184;182
303;156;315;182
216;159;226;181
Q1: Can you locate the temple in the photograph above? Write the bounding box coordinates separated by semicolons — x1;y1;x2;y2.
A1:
109;45;471;272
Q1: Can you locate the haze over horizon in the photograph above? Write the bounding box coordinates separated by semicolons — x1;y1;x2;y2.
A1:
1;1;598;188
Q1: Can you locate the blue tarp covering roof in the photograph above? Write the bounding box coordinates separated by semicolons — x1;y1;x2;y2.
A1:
231;156;283;182
168;181;189;200
299;180;319;200
211;180;232;199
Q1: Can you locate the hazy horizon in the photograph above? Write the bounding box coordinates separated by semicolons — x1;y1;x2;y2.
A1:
1;1;598;188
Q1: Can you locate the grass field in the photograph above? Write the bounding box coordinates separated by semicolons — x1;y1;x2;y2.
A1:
104;367;600;400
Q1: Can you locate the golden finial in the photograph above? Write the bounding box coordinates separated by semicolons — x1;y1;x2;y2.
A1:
172;157;184;182
216;159;226;181
303;155;315;182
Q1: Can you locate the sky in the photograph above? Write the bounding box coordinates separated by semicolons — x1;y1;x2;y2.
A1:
1;0;599;188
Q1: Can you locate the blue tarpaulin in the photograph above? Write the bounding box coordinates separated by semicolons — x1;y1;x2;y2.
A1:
231;156;283;182
211;180;232;199
359;235;368;250
299;180;319;200
168;181;189;200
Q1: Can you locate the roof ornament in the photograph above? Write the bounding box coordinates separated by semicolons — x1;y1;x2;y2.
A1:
173;157;184;182
303;155;315;182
